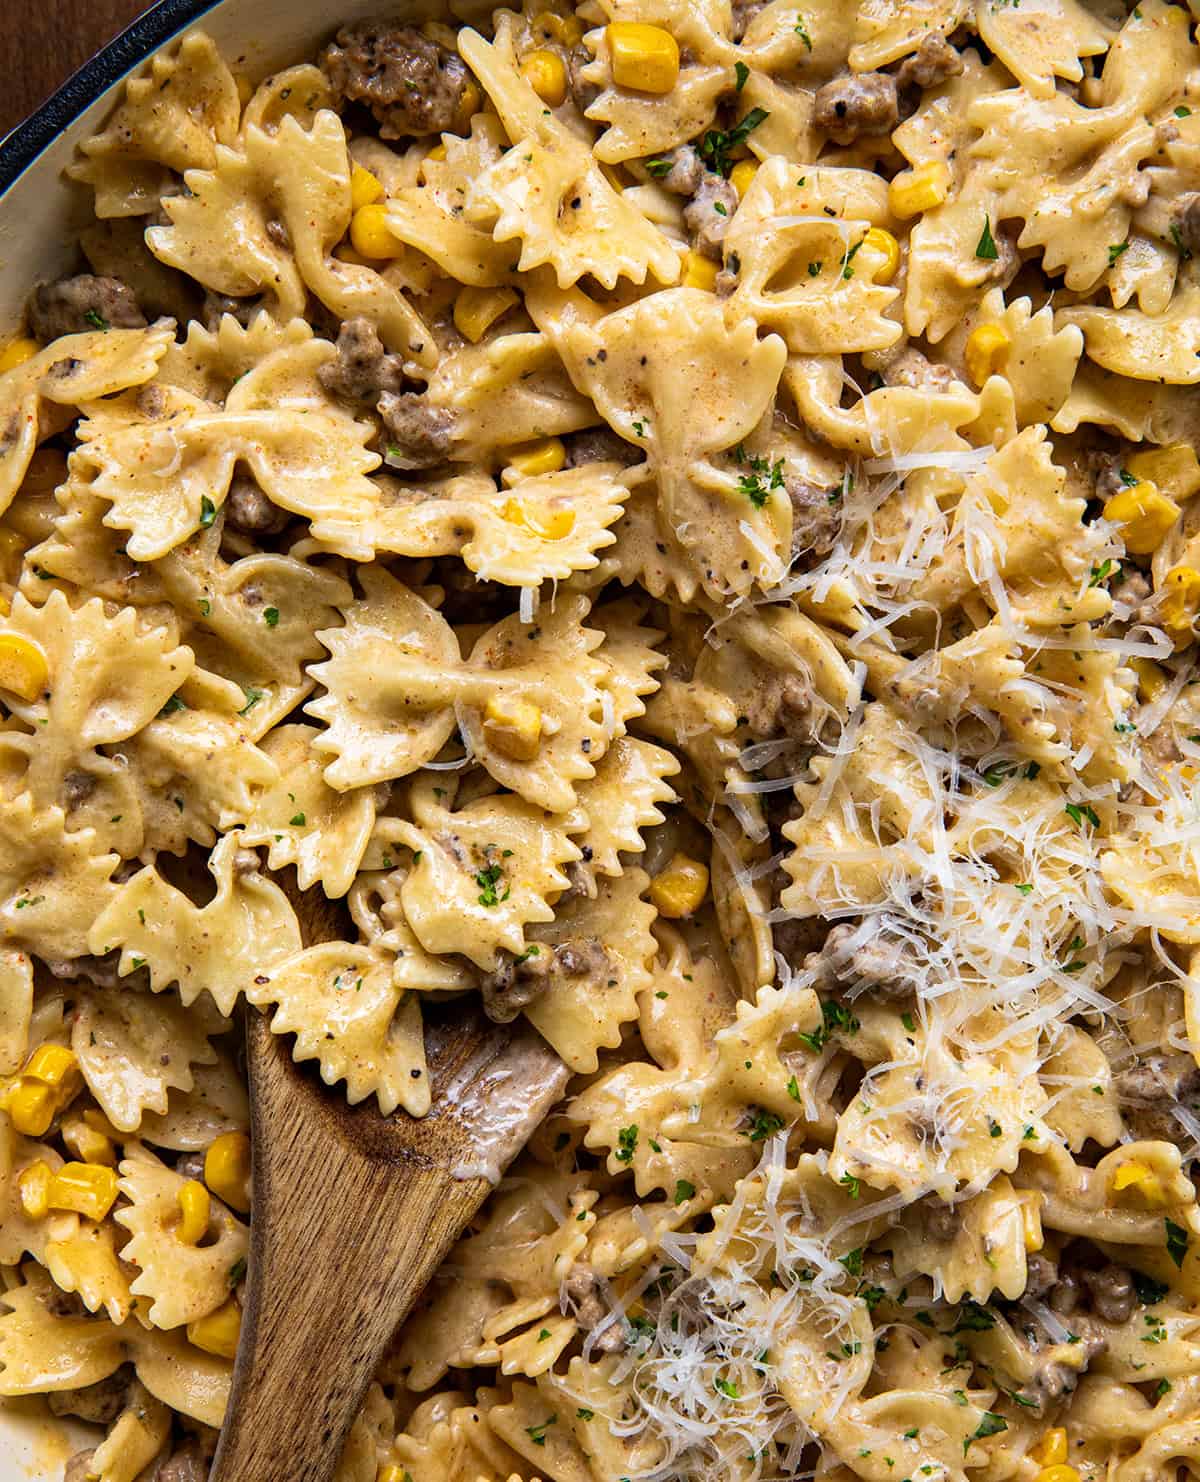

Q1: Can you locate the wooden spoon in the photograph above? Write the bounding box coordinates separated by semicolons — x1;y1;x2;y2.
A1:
210;885;568;1482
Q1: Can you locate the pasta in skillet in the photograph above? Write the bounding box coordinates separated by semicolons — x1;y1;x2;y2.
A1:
4;2;1200;1479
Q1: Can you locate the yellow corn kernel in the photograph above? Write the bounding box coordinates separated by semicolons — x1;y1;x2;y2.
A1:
17;1160;53;1220
3;1081;56;1137
187;1299;242;1359
61;1116;116;1168
378;1468;409;1482
1103;480;1180;554
0;632;49;702
350;165;385;211
863;226;900;285
1132;657;1168;704
607;23;680;94
521;49;568;107
0;595;9;619
1112;1159;1166;1204
25;1044;79;1089
425;142;448;167
1031;1430;1068;1468
730;160;759;200
1018;1193;1043;1253
533;11;584;45
505;438;567;479
454;78;483;132
964;323;1011;388
177;1179;212;1246
0;337;38;372
649;853;710;919
501;496;576;541
1035;1468;1080;1482
48;1162;120;1222
1161;565;1200;638
483;694;543;762
453;286;519;344
1127;442;1200;503
888;160;951;218
682;251;719;291
349;204;403;261
205;1131;252;1214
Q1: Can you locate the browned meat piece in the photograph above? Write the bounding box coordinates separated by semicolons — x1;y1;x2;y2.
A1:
1009;1328;1106;1416
175;1151;208;1182
224;475;290;536
880;347;957;393
1085;451;1128;500
804;922;923;997
378;392;457;469
44;1287;89;1319
63;1452;96;1482
1049;1264;1081;1316
684;174;740;261
786;476;843;565
481;945;553;1023
154;1438;210;1482
63;770;97;811
651;144;703;196
742;674;817;743
1025;1251;1057;1300
48;1369;131;1425
202;291;263;331
813;73;899;146
1082;1264;1136;1325
1175;192;1200;255
896;35;963;92
567;43;600;112
319;317;406;405
321;22;474;139
731;0;768;40
1115;1055;1200;1142
564;425;643;468
561;1264;623;1351
27;275;147;343
44;950;147;991
555;940;609;978
924;1200;958;1242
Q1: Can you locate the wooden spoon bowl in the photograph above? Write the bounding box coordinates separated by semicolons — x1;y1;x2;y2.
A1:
209;884;568;1482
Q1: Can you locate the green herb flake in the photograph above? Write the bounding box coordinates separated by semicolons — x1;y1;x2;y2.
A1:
734;60;750;91
787;1073;802;1102
263;606;280;627
1108;240;1130;266
964;1412;1007;1455
975;215;999;261
199;496;217;529
745;1107;785;1142
526;1415;557;1446
616;1124;638;1163
674;1178;696;1205
699;107;769;177
1166;1217;1189;1269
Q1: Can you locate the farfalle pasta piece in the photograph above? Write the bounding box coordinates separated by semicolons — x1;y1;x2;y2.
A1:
77;338;382;560
523;867;657;1072
889;1177;1035;1303
240;724;377;898
558;287;789;597
371;466;628;585
850;0;968;70
1102;798;1200;946
43;1220;133;1326
565;735;680;879
86;832;302;1014
976;0;1114;99
0;325;174;518
948;287;1084;427
136;1049;249;1153
115;1143;248;1329
968;1;1196;292
0;1262;232;1428
1;1123;74;1268
67;30;241;217
722;160;902;355
147;109;432;360
70;986;223;1136
389;775;581;970
0;793;119;961
1061;286;1200;386
458;22;680;290
0;950;33;1076
0;590;193;842
247;942;429;1116
306;567;461;790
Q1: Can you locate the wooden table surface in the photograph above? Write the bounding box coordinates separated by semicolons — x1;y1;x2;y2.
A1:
0;0;151;138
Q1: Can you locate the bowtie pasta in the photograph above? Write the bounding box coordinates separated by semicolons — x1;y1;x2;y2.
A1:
4;3;1200;1480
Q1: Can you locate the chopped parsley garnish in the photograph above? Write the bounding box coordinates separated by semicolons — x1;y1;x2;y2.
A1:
289;812;306;827
644;156;674;177
83;310;110;331
576;1407;594;1421
734;61;749;92
798;997;860;1053
616;1124;638;1162
238;687;264;716
229;1256;247;1285
674;1179;695;1205
475;861;509;907
964;1412;1007;1454
745;1107;786;1142
699;107;769;178
1015;882;1034;896
808;259;823;276
199;496;217;529
1171;222;1193;261
1064;801;1100;830
1108;240;1130;266
1176;105;1192;117
952;1301;995;1333
714;1377;740;1399
526;1415;557;1446
263;606;280;627
901;1012;916;1032
1166;1217;1189;1269
733;445;785;508
840;1172;861;1199
839;1247;864;1276
841;237;865;279
1134;1272;1169;1306
975;216;999;261
1089;558;1117;586
787;1073;802;1101
794;15;812;48
160;694;188;715
1154;1377;1173;1399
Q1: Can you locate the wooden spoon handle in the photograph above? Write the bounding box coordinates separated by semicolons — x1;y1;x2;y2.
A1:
209;1019;489;1482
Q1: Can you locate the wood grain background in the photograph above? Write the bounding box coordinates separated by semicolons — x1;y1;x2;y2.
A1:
0;1;151;138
